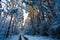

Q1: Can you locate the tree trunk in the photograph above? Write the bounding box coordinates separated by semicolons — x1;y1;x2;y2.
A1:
5;15;13;38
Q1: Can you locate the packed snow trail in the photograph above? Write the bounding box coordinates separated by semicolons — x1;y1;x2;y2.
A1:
6;35;57;40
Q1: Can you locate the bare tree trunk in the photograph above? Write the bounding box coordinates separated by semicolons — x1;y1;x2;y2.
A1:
0;0;2;15
31;17;34;28
5;15;13;38
42;11;45;20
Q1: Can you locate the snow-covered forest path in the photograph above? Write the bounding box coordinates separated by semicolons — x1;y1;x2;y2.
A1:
6;35;57;40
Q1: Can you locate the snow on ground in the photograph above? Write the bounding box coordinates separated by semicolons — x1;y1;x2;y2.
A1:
6;35;57;40
25;35;55;40
6;35;19;40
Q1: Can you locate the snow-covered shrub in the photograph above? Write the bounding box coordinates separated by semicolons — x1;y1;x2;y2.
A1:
48;24;60;38
39;21;49;36
24;19;49;36
48;15;60;38
24;23;34;35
